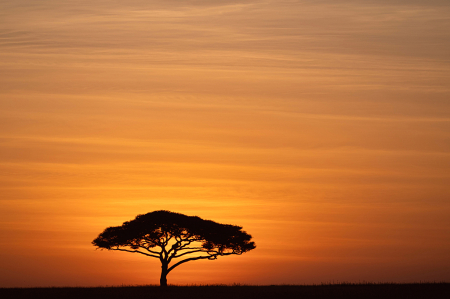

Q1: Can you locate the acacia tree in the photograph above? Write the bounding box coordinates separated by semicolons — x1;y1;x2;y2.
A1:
92;210;256;286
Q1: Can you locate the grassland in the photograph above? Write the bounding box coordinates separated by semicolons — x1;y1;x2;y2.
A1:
1;283;449;299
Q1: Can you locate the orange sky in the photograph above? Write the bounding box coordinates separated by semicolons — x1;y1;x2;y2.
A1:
1;0;450;287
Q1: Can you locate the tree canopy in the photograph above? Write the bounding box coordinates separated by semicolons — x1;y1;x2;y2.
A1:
92;210;256;286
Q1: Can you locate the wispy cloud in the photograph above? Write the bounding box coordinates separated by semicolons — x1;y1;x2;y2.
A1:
1;0;450;287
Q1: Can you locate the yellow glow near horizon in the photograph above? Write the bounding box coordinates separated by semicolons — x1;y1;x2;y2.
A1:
1;0;450;287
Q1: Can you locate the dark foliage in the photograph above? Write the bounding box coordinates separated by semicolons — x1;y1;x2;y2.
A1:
2;283;449;299
92;210;256;286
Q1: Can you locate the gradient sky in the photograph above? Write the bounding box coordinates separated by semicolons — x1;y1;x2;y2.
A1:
1;0;450;287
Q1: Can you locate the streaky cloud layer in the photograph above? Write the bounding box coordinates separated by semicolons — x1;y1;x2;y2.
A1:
0;0;449;287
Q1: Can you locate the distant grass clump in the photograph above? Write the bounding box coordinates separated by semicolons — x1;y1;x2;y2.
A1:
1;283;449;299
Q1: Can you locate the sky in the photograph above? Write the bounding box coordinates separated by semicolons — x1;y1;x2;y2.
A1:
1;0;450;287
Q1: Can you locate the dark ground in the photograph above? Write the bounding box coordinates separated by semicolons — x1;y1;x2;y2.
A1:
1;283;449;299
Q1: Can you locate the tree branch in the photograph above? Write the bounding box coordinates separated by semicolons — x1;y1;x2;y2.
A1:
178;240;194;249
177;246;203;251
143;247;161;255
167;252;237;273
173;249;205;258
167;255;213;273
135;244;160;255
110;247;160;258
164;234;172;246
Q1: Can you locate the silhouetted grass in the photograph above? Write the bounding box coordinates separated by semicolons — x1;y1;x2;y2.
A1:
1;283;449;299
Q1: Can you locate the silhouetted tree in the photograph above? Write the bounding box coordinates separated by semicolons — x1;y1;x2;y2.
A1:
92;210;256;286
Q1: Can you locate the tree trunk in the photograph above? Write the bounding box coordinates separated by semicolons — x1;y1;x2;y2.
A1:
160;263;168;287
